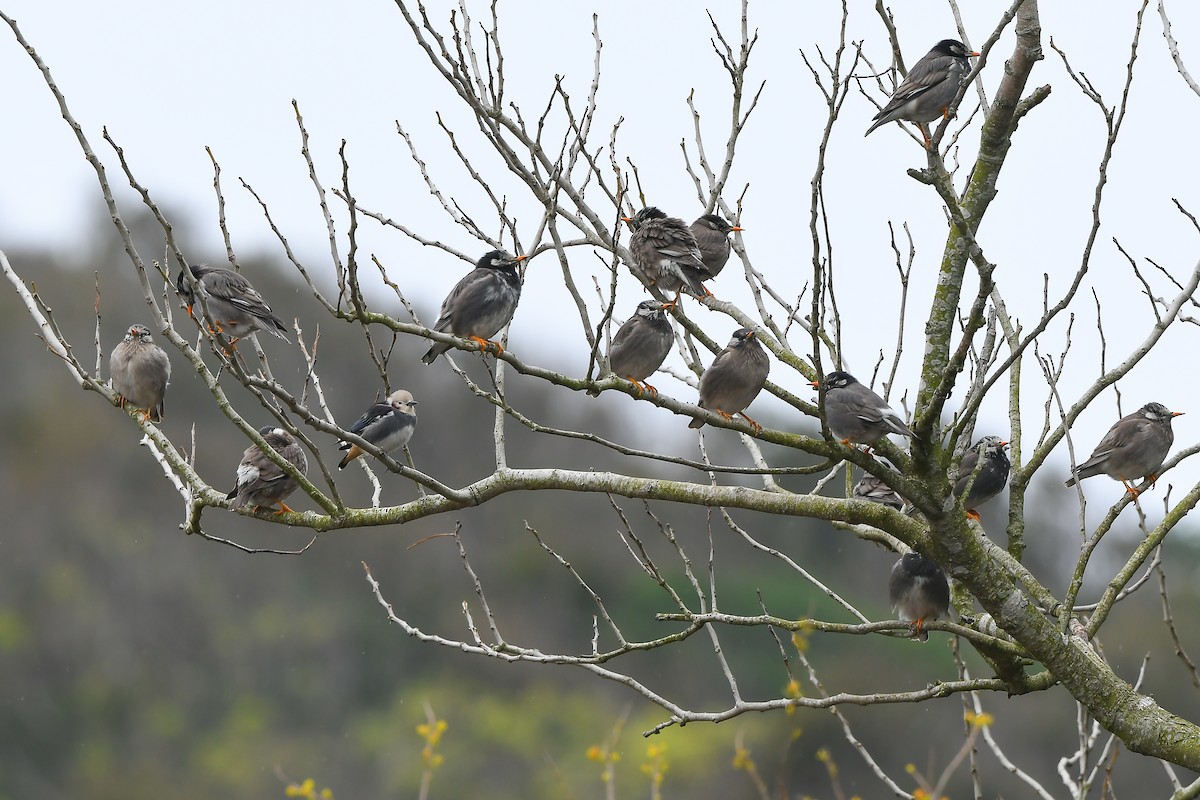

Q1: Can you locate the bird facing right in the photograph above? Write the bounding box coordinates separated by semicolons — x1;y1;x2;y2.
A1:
110;323;171;423
811;371;914;447
590;300;673;397
689;328;770;432
623;207;709;305
953;435;1011;520
227;426;309;514
889;551;950;643
865;38;980;145
338;390;419;470
421;250;528;364
176;263;290;343
1065;402;1183;496
689;214;743;281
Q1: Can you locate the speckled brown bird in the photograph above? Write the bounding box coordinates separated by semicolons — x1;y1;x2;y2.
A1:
227;426;308;514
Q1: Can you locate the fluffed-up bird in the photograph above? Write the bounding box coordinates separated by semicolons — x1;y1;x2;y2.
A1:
1065;402;1182;496
689;328;770;432
624;207;709;306
811;371;914;447
854;473;904;512
865;38;980;147
689;214;743;281
421;250;527;364
227;426;308;514
953;435;1010;520
110;323;171;423
889;551;950;643
590;300;673;397
338;390;419;469
176;263;290;344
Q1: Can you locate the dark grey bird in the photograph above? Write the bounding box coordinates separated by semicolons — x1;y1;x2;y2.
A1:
811;371;914;447
1065;402;1183;496
689;214;743;280
689;328;770;432
889;551;950;643
421;250;527;364
227;426;308;514
623;207;709;306
590;300;673;397
338;390;419;470
854;473;904;512
176;264;290;344
110;323;171;423
953;436;1010;520
865;39;980;147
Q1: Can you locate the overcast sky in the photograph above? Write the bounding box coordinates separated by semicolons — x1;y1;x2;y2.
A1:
3;1;1200;531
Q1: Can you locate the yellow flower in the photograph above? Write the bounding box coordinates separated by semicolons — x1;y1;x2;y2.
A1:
965;710;994;728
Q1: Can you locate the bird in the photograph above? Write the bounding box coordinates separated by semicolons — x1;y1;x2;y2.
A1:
953;435;1010;520
889;551;950;643
811;371;914;447
589;300;673;397
421;250;528;364
227;425;308;514
110;323;171;423
1065;402;1183;496
689;328;770;432
865;38;980;147
689;213;743;280
854;473;904;512
175;263;290;344
623;207;709;306
338;390;419;470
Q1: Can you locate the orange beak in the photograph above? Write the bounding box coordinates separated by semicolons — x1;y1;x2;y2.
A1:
730;226;744;232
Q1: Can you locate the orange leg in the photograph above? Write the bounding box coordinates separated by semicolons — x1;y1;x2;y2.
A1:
966;509;981;521
468;335;503;355
274;500;296;515
738;412;763;434
1121;479;1142;498
640;380;659;398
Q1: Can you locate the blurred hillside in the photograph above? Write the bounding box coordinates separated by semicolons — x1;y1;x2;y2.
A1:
3;212;1200;798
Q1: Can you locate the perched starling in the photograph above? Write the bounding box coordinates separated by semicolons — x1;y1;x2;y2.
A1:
1065;402;1182;496
110;323;170;423
421;250;527;364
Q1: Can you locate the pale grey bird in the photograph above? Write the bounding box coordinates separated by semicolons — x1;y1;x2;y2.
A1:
1065;402;1183;496
176;263;290;343
811;371;914;447
865;38;980;147
110;323;171;423
338;390;419;470
421;250;527;364
227;426;308;514
953;436;1010;520
590;300;673;397
623;207;709;306
889;551;950;643
854;473;904;512
689;214;743;280
689;328;770;432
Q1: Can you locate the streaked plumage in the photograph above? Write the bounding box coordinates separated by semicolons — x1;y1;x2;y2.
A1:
812;371;914;446
590;300;673;397
624;207;708;303
865;39;979;143
110;323;171;422
889;551;950;643
176;263;289;342
227;426;308;514
689;214;743;280
854;473;903;512
338;390;419;469
421;250;527;364
1065;402;1182;496
689;328;770;431
953;436;1010;519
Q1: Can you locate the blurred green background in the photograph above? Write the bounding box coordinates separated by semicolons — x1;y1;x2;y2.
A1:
3;210;1200;798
